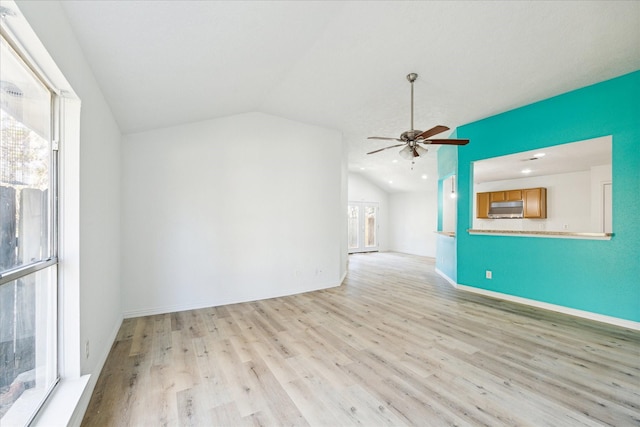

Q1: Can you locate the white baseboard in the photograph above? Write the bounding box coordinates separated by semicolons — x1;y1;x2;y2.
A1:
434;268;457;288
435;268;639;330
67;317;122;427
455;283;640;331
339;269;347;285
124;275;347;319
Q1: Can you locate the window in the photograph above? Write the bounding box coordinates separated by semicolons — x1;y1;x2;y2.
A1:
1;33;58;425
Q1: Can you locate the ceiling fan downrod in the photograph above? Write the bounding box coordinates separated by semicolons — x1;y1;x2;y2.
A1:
407;73;418;131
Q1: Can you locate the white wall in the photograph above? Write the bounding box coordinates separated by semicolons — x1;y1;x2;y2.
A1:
590;164;612;232
348;173;389;251
389;188;439;257
442;175;457;233
473;170;601;232
16;0;123;379
122;112;346;316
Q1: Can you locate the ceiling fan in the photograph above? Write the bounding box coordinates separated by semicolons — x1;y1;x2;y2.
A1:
367;73;469;161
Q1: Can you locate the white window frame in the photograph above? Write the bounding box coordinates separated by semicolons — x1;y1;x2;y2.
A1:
1;1;86;425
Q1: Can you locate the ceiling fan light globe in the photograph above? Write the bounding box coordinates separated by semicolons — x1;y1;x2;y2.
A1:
415;145;428;157
399;146;413;160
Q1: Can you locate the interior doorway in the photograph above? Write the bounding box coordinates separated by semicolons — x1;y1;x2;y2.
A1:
348;202;379;253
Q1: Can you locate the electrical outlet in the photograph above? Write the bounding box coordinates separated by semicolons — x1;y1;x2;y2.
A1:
85;340;90;359
485;270;492;279
563;224;569;230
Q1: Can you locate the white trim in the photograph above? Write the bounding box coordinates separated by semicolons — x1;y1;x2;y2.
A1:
58;96;81;380
339;269;347;284
436;264;638;330
435;268;457;288
124;277;346;319
455;283;640;331
1;2;89;424
29;376;89;427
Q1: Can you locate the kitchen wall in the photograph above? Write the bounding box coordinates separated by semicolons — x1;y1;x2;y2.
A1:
473;170;594;232
122;112;346;317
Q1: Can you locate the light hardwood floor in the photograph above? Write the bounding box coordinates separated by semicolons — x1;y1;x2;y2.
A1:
82;252;640;426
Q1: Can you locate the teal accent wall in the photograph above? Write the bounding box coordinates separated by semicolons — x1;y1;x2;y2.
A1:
436;142;458;282
453;71;640;322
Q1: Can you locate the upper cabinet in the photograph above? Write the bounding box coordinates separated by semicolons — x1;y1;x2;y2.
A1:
506;190;523;201
490;191;506;202
476;187;547;219
477;192;490;218
489;190;522;202
523;187;547;218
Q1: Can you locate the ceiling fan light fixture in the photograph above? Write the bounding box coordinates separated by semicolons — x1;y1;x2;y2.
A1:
415;145;428;157
450;175;457;198
399;145;413;160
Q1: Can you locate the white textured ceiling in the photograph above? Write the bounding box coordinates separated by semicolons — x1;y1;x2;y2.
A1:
57;0;640;192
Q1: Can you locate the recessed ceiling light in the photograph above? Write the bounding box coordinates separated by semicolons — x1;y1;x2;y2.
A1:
521;168;532;174
421;174;428;179
533;152;546;158
392;159;398;163
360;167;365;170
388;180;393;184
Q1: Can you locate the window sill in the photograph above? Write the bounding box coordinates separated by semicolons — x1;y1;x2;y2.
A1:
31;375;90;427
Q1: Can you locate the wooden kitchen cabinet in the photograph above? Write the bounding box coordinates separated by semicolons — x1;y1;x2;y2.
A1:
476;187;546;218
506;190;522;201
489;190;521;202
523;187;547;218
477;192;490;218
490;191;506;202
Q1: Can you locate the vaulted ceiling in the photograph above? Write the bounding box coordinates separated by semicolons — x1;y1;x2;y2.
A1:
58;1;640;192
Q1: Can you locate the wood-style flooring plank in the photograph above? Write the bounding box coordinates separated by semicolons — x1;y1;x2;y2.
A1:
82;252;640;426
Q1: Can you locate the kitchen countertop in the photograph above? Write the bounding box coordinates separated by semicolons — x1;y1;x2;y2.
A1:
467;229;613;240
435;231;455;237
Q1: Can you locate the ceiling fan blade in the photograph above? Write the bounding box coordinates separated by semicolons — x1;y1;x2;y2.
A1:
367;144;406;154
367;136;403;142
415;125;450;140
420;138;470;145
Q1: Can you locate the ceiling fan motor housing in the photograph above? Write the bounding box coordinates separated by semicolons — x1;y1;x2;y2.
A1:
400;129;423;141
